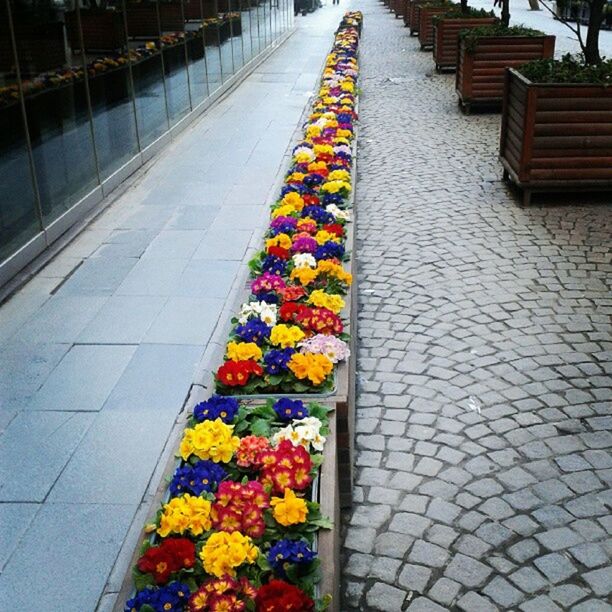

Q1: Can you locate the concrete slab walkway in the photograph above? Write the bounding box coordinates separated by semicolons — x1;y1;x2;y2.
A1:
342;2;611;611
0;5;352;610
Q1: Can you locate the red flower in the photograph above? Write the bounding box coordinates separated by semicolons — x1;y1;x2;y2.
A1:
305;307;343;335
322;223;344;237
302;194;320;206
137;538;195;585
258;440;312;494
267;246;290;260
217;360;263;387
278;284;307;303
255;580;314;612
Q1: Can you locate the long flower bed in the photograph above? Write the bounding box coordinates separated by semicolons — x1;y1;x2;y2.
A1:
214;12;362;397
124;13;362;612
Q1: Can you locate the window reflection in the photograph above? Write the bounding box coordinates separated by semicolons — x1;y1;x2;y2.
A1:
184;0;210;105
0;0;42;260
10;0;99;221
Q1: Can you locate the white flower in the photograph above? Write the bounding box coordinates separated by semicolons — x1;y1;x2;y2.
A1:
238;301;277;325
326;204;351;221
272;416;326;452
292;253;317;269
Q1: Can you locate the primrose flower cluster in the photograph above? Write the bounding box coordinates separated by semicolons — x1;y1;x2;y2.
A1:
126;394;335;612
214;13;362;396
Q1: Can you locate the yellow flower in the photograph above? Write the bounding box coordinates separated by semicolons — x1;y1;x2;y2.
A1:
321;180;351;194
286;172;306;183
271;488;308;526
308;289;345;314
270;324;305;348
314;144;334;157
290;267;319;286
306;125;322;139
180;419;240;462
327;169;350;182
337;128;353;139
307;161;328;173
319;262;352;285
341;81;355;93
314;230;340;245
157;494;212;537
270;205;295;219
200;531;259;578
281;192;305;211
287;352;334;386
266;233;292;250
226;341;262;362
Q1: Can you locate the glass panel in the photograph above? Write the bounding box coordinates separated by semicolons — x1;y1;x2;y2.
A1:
77;0;140;180
249;0;261;56
184;0;209;105
241;0;253;63
160;0;191;123
228;0;244;71
0;0;42;260
125;0;169;147
218;0;233;80
10;0;99;223
202;0;222;90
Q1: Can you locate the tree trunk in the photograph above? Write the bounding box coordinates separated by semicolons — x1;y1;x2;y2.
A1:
584;0;605;64
501;0;510;26
528;0;541;10
460;0;468;14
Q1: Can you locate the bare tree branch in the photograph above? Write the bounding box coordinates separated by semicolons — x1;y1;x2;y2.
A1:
537;0;586;53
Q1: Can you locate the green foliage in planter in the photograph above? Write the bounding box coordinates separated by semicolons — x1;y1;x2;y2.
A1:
460;23;545;52
517;53;612;84
432;6;494;22
418;0;458;9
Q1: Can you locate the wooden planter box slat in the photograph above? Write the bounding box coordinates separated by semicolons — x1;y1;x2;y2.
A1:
409;0;429;34
456;35;554;110
390;0;404;17
500;68;612;204
416;5;448;48
433;17;496;70
403;0;411;25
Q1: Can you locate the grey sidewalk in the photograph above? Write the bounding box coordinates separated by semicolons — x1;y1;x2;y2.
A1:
0;5;351;611
342;1;611;611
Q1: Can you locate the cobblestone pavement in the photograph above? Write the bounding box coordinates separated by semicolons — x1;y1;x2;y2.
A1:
341;2;612;610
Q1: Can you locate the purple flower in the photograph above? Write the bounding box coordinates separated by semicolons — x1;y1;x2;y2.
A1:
291;235;318;254
234;318;271;345
273;398;309;421
264;348;295;375
193;395;239;423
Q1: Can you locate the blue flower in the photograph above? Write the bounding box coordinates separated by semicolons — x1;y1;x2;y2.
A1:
264;349;295;375
273;398;309;421
255;292;280;305
193;395;240;423
315;241;345;260
321;192;345;206
234;318;272;345
169;460;226;496
303;173;324;188
267;539;317;577
301;206;334;224
281;183;306;196
262;255;288;276
125;582;190;612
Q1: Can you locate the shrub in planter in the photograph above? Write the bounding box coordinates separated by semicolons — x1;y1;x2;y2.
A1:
499;55;612;205
432;7;497;71
456;25;555;111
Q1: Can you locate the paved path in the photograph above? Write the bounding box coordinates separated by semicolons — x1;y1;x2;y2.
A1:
0;5;350;610
342;2;612;610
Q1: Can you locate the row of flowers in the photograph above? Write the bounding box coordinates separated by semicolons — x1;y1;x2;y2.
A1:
126;395;333;612
214;12;362;396
125;12;362;612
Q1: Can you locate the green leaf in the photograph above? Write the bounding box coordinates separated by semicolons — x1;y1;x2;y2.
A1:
132;569;155;591
250;418;272;437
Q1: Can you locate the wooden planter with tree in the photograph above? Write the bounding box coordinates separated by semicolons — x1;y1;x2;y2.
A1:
499;65;612;205
415;1;454;46
432;9;497;71
456;26;555;110
403;0;412;26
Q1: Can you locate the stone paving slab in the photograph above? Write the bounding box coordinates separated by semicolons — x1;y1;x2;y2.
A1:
342;2;612;610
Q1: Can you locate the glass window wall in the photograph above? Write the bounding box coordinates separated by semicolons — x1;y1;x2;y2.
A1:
0;0;292;273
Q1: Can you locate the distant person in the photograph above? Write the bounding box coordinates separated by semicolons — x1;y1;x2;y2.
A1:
294;0;307;15
333;0;340;4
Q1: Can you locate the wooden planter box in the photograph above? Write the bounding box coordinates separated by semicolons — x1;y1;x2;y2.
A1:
456;34;555;112
409;0;430;34
390;0;404;17
403;0;412;26
432;16;496;71
500;68;612;205
416;5;449;49
66;10;127;52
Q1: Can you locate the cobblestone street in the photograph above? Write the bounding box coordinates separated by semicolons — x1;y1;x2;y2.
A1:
342;1;612;610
